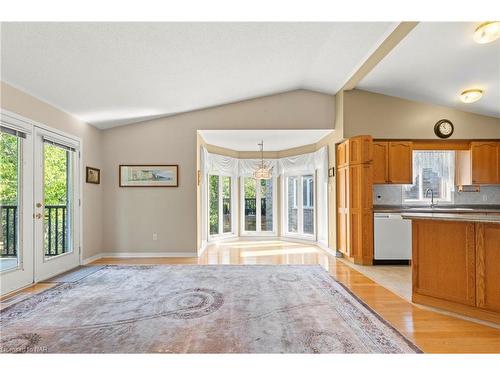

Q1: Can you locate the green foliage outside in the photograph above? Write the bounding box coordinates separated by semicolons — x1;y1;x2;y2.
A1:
43;144;68;205
208;175;238;235
0;133;19;204
0;133;68;205
209;175;219;235
244;177;256;198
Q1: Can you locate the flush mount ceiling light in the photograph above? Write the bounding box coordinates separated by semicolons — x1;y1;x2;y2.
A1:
460;89;483;103
253;140;272;180
473;21;500;44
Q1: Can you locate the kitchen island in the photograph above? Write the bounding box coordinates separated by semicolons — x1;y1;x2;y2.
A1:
402;213;500;324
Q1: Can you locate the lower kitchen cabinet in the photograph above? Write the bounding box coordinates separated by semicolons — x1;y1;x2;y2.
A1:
412;220;476;306
476;223;500;313
412;219;500;324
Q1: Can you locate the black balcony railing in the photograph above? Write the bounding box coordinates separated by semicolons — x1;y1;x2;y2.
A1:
1;205;17;257
44;205;69;257
0;204;69;258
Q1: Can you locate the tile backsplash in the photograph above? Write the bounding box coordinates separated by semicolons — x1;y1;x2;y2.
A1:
373;184;500;206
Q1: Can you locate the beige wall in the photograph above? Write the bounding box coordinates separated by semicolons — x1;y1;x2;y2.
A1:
343;89;500;139
1;82;103;259
102;90;335;254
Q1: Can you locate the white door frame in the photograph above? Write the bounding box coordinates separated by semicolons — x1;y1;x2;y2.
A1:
240;175;277;236
0;109;83;294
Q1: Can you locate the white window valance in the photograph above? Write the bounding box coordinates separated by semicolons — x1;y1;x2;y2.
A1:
201;147;239;176
201;146;327;179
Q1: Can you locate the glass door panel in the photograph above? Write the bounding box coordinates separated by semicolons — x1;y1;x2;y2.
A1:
260;179;273;231
208;175;233;238
209;175;219;235
0;131;20;272
287;176;298;233
302;175;314;235
243;177;256;231
43;142;73;258
222;176;231;233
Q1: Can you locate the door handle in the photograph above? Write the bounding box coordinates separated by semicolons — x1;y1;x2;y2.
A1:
35;213;43;219
36;203;42;208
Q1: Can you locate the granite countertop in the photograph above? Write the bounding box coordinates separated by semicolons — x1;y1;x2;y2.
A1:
374;205;500;214
400;212;500;224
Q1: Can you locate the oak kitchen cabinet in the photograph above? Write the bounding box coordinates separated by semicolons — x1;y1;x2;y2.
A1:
455;141;500;185
412;218;500;324
372;141;413;184
336;135;373;265
471;141;499;184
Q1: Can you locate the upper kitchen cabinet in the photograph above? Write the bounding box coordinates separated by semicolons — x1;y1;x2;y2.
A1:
388;142;413;183
336;141;348;168
348;135;373;165
373;141;413;184
471;142;499;184
373;141;388;184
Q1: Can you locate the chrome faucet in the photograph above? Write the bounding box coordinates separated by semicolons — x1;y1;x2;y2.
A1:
424;188;436;208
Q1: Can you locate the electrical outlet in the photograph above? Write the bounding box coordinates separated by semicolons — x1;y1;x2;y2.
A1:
152;233;158;241
482;194;488;202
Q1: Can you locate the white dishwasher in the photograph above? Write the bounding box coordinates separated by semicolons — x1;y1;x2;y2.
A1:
374;213;412;264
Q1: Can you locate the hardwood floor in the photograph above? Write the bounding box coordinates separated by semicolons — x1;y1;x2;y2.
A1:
3;240;500;353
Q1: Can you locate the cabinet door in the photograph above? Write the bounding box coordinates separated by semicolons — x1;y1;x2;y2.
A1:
348;136;373;165
348;163;373;264
373;141;388;184
388;141;413;184
336;166;349;255
476;223;500;313
471;142;499;184
412;220;476;306
336;141;348;168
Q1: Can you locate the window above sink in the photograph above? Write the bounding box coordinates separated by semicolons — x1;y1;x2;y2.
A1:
403;151;455;205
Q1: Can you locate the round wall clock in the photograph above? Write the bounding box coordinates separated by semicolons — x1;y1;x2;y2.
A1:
434;119;454;139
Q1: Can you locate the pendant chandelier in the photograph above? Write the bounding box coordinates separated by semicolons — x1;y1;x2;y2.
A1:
253;140;272;180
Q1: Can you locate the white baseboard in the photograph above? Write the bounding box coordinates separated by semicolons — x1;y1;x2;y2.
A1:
82;251;198;263
99;251;198;258
316;242;338;258
82;253;103;265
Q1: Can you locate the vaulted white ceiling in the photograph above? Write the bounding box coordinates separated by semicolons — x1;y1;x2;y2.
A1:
1;22;396;129
199;129;333;151
358;22;500;118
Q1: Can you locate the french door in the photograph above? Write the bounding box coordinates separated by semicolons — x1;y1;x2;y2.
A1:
1;113;81;294
284;174;315;239
240;176;277;236
33;128;80;282
0;123;34;294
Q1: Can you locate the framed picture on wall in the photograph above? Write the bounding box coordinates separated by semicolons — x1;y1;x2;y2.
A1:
86;166;101;184
119;165;179;187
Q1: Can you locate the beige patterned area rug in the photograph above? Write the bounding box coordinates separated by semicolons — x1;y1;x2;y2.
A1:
0;265;421;353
